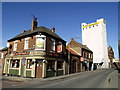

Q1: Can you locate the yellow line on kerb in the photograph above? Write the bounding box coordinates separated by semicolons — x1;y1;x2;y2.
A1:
82;22;100;28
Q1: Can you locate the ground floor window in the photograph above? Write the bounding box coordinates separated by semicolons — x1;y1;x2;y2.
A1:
57;61;63;69
10;59;20;68
47;60;55;71
26;59;32;69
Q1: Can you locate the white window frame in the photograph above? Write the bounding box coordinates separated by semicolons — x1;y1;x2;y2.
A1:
24;38;29;49
51;38;55;52
1;53;4;59
35;35;46;50
14;40;18;51
26;59;32;69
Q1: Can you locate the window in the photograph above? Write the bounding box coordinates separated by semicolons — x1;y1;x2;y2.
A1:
89;53;91;58
85;52;87;58
36;35;46;50
57;61;63;69
0;53;4;59
91;54;93;59
47;60;55;71
24;38;29;49
26;59;32;69
51;38;55;52
11;60;20;68
14;41;18;51
82;52;84;57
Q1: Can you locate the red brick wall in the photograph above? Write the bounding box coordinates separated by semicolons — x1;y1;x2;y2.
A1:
46;36;66;55
29;36;36;50
8;35;66;56
46;36;51;52
9;35;36;52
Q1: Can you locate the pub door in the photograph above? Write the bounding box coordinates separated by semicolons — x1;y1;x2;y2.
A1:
35;62;43;78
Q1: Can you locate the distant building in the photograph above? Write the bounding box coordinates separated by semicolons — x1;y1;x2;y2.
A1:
81;18;110;69
4;18;68;78
108;46;114;68
66;38;93;73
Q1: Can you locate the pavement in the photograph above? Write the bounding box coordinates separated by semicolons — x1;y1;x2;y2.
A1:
2;70;89;82
104;69;118;88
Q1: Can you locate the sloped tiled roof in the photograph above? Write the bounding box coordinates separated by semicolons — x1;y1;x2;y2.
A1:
67;39;92;52
8;26;65;42
66;46;80;56
0;47;8;51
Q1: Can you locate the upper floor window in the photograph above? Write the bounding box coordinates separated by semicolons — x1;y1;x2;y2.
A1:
0;53;4;59
14;41;18;51
91;54;93;59
89;53;91;58
35;35;46;50
24;38;29;49
51;38;55;52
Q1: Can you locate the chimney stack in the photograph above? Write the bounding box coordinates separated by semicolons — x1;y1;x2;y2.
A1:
22;30;26;33
51;27;55;32
31;16;38;31
70;38;74;41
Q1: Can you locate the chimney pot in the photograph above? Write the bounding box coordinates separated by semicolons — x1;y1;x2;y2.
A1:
31;17;38;31
70;38;74;41
22;30;26;33
51;27;55;32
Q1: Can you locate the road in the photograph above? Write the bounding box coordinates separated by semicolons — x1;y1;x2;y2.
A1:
4;68;118;88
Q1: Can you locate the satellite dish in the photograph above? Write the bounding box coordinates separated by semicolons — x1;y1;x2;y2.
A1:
6;42;10;48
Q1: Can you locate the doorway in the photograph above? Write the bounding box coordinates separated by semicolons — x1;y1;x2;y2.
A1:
35;60;43;78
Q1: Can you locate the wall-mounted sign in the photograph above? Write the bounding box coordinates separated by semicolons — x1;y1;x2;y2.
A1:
57;45;62;53
81;57;84;61
113;59;120;62
21;57;26;65
13;51;30;55
46;52;60;57
36;37;45;49
82;22;100;28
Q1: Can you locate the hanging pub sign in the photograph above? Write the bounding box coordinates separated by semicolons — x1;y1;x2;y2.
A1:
36;37;45;49
81;57;84;61
57;44;62;53
13;51;30;55
21;57;26;65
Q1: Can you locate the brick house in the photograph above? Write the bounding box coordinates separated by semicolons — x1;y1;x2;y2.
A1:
108;46;115;68
3;18;68;78
108;45;120;68
66;38;93;73
0;47;8;75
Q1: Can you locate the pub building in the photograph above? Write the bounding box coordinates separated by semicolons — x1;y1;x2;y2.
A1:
3;17;68;78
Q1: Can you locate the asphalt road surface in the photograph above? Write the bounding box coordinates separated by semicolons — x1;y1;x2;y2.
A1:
11;68;118;88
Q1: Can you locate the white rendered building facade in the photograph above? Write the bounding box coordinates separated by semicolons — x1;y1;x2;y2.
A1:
81;18;110;68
